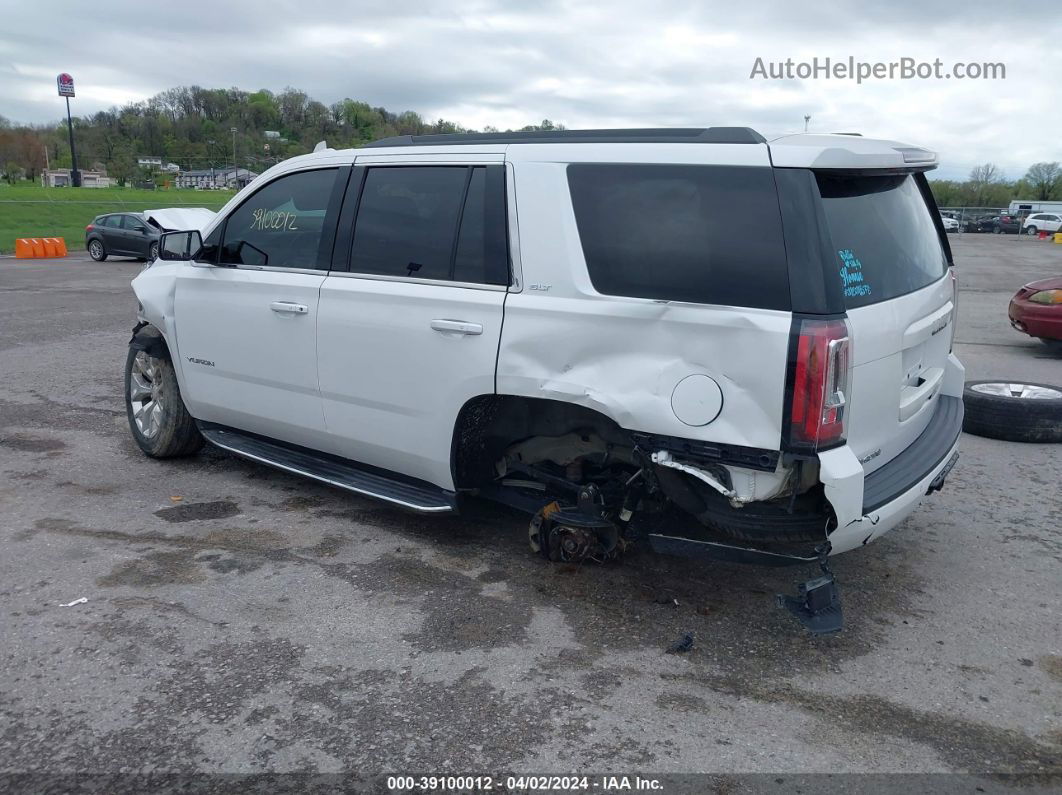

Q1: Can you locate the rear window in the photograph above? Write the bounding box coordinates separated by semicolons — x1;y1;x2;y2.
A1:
816;174;947;309
567;164;790;310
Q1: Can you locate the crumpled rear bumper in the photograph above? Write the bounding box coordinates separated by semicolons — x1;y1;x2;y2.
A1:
819;394;963;556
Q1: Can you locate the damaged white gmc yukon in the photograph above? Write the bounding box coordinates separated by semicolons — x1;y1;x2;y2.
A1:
128;128;963;627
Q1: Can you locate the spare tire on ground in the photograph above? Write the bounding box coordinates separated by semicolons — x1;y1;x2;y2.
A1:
962;380;1062;443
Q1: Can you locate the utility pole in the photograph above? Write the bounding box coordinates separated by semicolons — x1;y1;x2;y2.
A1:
804;114;811;133
230;127;238;190
57;73;80;186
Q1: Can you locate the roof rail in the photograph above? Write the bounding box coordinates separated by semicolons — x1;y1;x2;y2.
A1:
364;127;766;148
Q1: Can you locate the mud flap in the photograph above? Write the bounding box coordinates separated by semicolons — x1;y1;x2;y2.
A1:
777;545;843;635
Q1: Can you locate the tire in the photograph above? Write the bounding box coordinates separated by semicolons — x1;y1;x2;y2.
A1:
124;344;203;457
88;238;107;261
148;242;159;262
1040;338;1062;354
961;380;1062;443
993;226;1002;234
1025;226;1038;236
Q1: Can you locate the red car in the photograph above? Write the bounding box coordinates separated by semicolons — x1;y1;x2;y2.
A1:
1009;276;1062;350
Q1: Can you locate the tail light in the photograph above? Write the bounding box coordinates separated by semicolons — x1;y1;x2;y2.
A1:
786;317;851;451
85;224;93;231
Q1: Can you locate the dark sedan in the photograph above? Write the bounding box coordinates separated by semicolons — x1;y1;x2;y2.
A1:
85;213;160;262
976;214;1020;234
1009;276;1062;350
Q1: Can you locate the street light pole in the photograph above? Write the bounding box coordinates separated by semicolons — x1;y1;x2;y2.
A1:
231;127;238;190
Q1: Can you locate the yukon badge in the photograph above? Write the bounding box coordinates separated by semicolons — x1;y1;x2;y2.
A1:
186;356;215;367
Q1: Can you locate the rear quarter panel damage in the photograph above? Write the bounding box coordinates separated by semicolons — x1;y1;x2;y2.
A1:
497;161;792;452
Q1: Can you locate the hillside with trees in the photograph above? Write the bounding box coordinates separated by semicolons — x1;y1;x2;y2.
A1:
0;84;1058;206
0;85;562;185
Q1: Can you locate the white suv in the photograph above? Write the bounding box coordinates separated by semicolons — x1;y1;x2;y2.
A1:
128;129;963;627
1022;213;1062;235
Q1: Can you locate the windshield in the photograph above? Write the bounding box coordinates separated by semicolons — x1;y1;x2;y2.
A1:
816;173;947;309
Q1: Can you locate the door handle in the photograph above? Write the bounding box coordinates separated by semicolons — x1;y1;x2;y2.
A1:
898;366;944;422
430;319;483;335
270;301;309;315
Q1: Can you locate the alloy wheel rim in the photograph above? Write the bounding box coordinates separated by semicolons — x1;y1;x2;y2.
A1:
971;382;1062;400
90;240;102;258
129;351;165;437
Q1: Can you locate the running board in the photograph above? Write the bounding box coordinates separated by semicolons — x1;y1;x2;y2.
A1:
199;426;457;514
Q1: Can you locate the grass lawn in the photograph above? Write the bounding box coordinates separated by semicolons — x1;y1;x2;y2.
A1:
0;183;236;254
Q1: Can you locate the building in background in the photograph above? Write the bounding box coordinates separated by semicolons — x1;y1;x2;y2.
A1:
42;169;113;187
175;166;258;190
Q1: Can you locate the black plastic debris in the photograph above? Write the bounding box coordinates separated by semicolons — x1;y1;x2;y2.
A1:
666;632;695;654
777;574;843;635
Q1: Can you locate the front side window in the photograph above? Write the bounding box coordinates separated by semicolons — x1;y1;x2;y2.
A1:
816;173;947;309
567;164;791;310
219;168;337;268
350;166;508;285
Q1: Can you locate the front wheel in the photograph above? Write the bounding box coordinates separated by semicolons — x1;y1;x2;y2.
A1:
993;226;1003;234
148;242;159;261
88;239;107;261
125;345;203;457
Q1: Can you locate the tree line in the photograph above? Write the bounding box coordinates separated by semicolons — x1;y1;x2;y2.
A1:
930;162;1062;208
0;84;1058;205
0;85;564;185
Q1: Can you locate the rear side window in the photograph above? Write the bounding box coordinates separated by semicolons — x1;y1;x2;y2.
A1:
350;165;508;285
566;164;790;310
101;215;121;228
816;174;947;309
220;168;336;268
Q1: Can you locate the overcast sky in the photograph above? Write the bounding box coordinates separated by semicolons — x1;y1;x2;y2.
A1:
1;1;1058;180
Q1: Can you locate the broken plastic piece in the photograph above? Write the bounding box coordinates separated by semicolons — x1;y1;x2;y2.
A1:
650;450;738;500
666;631;695;654
59;597;88;607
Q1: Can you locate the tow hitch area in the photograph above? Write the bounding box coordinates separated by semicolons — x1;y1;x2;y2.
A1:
777;544;843;635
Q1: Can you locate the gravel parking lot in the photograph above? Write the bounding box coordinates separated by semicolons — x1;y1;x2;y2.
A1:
1;235;1060;789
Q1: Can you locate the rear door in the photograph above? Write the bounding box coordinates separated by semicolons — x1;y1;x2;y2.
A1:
315;161;509;489
101;215;127;254
815;172;954;473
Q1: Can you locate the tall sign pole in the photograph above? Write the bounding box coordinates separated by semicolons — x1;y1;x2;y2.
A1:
56;73;80;187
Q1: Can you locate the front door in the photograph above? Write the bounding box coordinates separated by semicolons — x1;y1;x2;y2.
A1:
316;162;509;489
173;166;345;449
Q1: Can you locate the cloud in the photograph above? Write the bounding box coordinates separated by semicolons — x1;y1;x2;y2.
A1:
1;0;1057;179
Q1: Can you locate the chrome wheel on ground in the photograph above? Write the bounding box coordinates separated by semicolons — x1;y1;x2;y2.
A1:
970;382;1062;400
148;242;159;261
88;239;107;261
962;380;1062;443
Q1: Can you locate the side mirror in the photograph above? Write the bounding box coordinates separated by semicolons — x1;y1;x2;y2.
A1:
159;229;203;261
132;224;146;233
